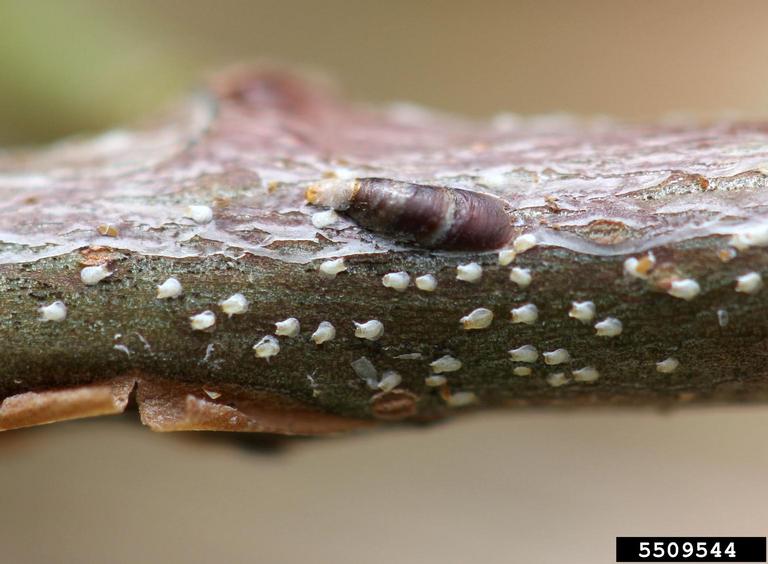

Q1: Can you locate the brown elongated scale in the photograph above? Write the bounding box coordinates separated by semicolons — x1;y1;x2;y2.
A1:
306;177;516;250
3;66;768;435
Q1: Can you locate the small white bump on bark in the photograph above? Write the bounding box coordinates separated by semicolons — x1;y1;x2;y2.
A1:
568;301;595;323
311;321;336;344
354;319;384;340
394;353;423;360
446;391;478;407
513;233;537;253
546;372;569;387
351;356;378;389
656;357;679;373
429;355;462;373
668;279;701;301
460;308;494;330
594;317;623;337
275;317;300;337
508;345;538;363
510;303;538;324
415;274;438;292
253;335;280;359
156;277;183;299
509;267;532;288
623;252;656;279
573;366;600;383
220;293;249;316
378;370;402;392
39;301;67;322
424;375;447;387
80;264;112;285
185;205;214;224
735;272;763;294
543;349;571;365
729;224;768;250
382;271;410;291
456;262;482;283
189;310;216;331
319;258;347;278
311;209;340;229
498;249;516;266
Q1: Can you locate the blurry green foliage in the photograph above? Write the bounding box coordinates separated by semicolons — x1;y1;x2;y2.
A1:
0;1;192;144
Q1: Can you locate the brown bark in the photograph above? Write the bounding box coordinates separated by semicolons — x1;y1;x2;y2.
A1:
2;66;768;433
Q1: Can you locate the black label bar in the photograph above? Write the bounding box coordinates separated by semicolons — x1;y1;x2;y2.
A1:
616;537;766;562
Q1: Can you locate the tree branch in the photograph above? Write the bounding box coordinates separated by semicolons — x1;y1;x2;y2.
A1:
2;67;768;433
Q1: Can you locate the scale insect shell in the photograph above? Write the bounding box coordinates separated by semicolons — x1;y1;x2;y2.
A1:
306;177;515;251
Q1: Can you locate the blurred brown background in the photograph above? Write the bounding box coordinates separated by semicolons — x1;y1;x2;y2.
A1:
2;1;768;563
2;0;768;145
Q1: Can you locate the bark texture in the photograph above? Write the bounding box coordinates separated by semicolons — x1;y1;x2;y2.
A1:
2;66;768;433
